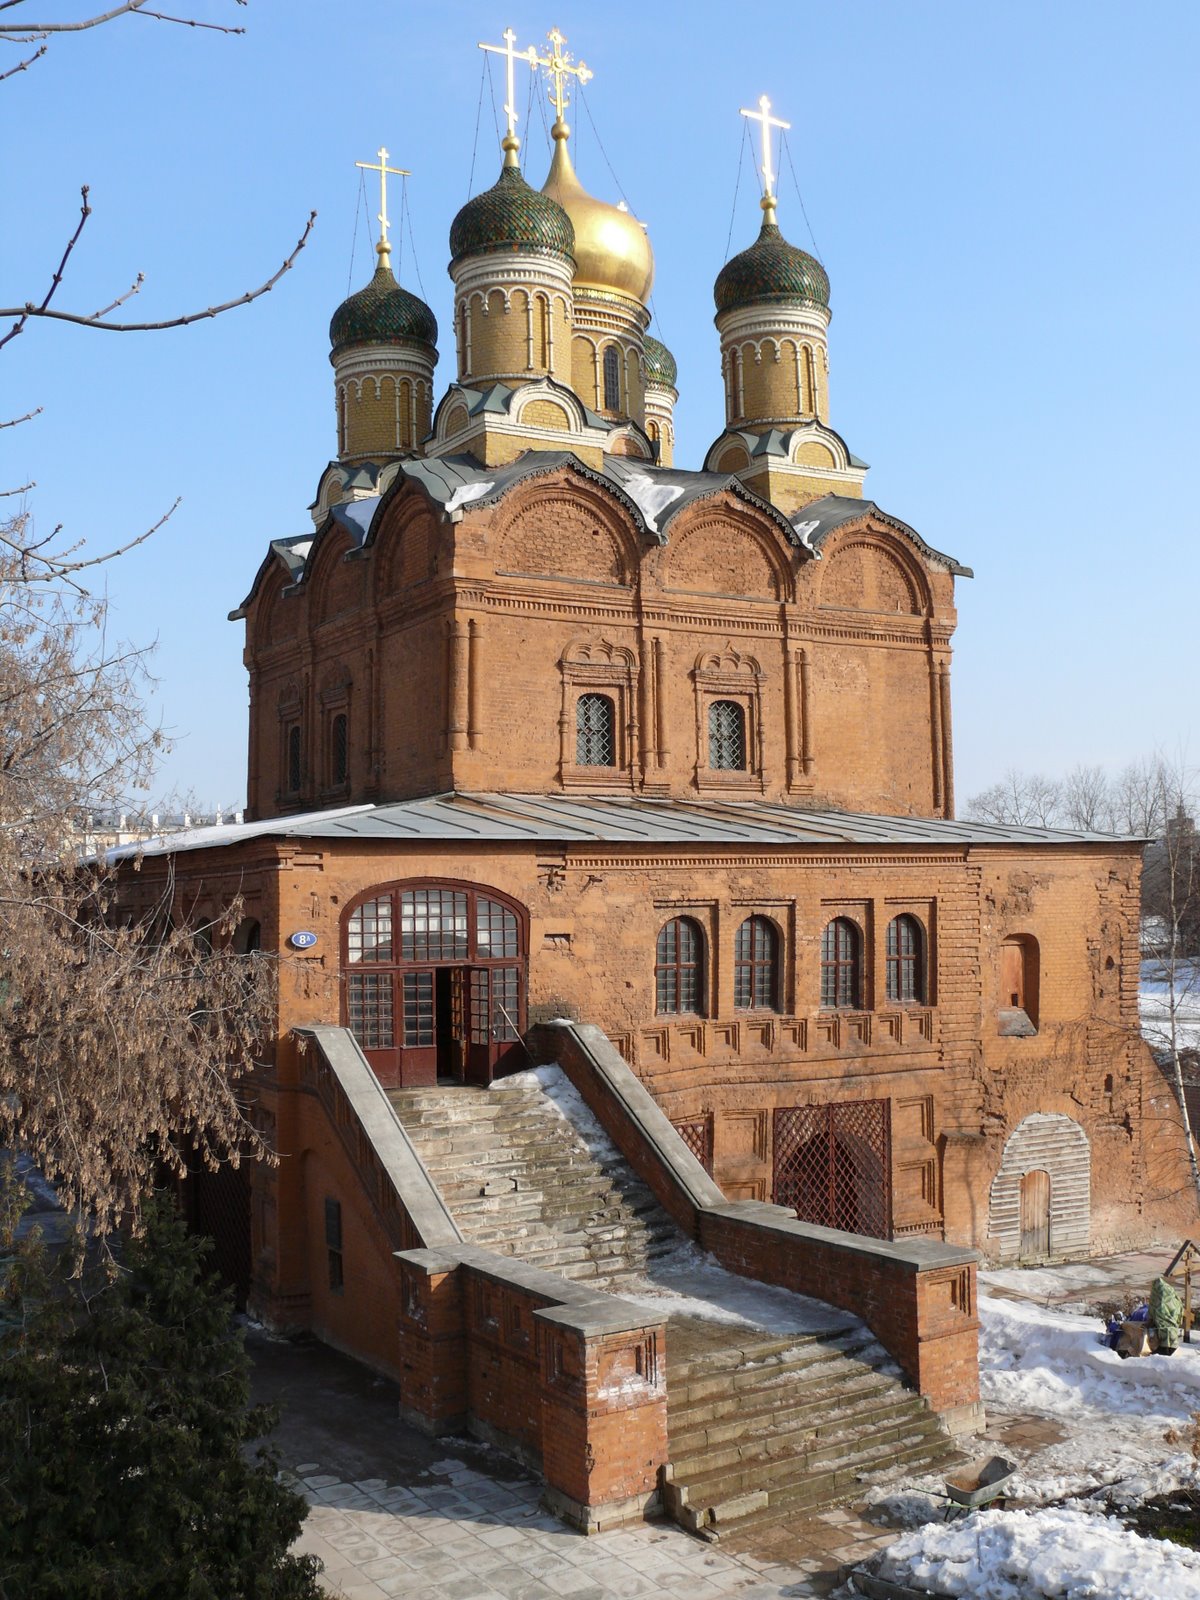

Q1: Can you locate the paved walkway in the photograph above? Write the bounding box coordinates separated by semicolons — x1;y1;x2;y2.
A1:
250;1328;834;1600
252;1248;1191;1599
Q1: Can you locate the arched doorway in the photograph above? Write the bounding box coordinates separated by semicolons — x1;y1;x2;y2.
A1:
988;1113;1090;1262
342;879;528;1089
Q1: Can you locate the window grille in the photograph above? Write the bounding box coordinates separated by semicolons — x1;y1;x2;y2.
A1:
400;888;468;961
673;1118;714;1176
708;700;746;770
477;897;519;958
346;896;393;964
656;916;704;1015
603;344;621;411
773;1099;891;1239
821;917;862;1009
734;915;780;1010
886;914;924;1004
286;724;302;792
331;712;349;785
402;971;434;1047
347;972;394;1049
576;693;616;767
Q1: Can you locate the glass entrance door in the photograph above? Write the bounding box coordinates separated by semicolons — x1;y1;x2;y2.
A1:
344;882;527;1089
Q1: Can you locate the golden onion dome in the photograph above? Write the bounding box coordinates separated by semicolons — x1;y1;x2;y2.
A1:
540;120;653;304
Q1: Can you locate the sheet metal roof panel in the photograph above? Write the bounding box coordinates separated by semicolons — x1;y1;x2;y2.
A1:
111;793;1138;861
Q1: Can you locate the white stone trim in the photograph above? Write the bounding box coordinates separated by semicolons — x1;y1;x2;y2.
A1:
988;1112;1091;1262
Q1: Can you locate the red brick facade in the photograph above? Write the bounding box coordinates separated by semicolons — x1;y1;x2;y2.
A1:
241;472;958;823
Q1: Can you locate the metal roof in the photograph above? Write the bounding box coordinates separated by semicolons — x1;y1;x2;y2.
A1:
110;792;1137;862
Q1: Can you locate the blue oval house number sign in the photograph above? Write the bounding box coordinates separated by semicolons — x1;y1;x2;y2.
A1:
289;930;318;950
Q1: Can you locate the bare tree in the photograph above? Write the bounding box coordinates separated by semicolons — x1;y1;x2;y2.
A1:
966;768;1063;827
0;1;305;1235
1059;763;1111;831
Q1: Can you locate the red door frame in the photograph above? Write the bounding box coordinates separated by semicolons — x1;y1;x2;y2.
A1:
341;878;529;1089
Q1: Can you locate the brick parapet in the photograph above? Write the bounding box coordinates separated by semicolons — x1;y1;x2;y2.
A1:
528;1020;980;1415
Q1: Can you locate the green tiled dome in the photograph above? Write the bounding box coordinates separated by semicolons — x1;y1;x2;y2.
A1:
330;260;437;355
449;164;575;267
714;222;830;315
643;334;677;388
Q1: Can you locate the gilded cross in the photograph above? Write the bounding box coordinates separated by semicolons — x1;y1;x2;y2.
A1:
355;146;409;253
740;94;790;207
478;27;538;147
534;26;593;124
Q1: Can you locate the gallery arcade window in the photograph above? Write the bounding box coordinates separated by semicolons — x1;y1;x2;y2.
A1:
655;916;705;1016
576;693;616;767
885;914;925;1005
708;700;746;771
602;343;621;411
734;915;780;1011
821;917;863;1010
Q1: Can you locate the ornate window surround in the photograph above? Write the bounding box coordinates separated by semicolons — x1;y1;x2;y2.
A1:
558;638;639;790
691;645;766;792
319;665;353;800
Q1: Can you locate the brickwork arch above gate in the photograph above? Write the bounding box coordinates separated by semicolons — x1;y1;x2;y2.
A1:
988;1113;1090;1263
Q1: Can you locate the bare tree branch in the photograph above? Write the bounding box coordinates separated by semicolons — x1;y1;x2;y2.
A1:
129;7;244;31
1;1;156;33
0;499;179;589
0;406;42;429
0;208;316;339
0;183;91;353
91;271;143;320
0;39;44;76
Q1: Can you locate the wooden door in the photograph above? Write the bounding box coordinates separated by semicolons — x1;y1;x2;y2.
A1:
1019;1169;1051;1260
1001;940;1025;1010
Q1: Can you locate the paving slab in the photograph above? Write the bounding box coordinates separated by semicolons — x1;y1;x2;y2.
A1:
249;1327;823;1600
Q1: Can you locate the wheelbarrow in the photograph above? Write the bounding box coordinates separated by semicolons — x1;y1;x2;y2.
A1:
939;1455;1018;1521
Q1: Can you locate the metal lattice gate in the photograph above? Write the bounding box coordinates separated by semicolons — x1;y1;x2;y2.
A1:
772;1099;892;1240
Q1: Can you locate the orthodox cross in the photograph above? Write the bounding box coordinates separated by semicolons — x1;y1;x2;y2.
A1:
478;27;538;147
740;94;790;208
534;26;592;123
355;146;409;255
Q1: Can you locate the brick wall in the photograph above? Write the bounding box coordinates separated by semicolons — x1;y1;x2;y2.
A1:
240;468;960;819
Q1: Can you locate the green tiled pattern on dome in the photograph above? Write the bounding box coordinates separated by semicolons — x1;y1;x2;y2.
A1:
643;334;677;387
450;164;575;266
714;222;830;314
330;263;438;354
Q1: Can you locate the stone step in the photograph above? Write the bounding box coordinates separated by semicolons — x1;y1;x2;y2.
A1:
665;1414;954;1535
666;1333;882;1400
668;1391;935;1481
668;1370;903;1452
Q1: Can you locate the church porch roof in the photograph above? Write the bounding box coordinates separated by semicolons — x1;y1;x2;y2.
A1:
109;792;1142;863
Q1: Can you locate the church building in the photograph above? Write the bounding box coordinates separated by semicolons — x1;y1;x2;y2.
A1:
120;30;1197;1532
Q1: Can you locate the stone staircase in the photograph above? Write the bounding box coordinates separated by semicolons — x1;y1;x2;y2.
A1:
386;1077;961;1534
662;1318;960;1538
386;1080;680;1288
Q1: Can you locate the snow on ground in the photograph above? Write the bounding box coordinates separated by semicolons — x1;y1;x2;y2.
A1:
868;1504;1200;1600
854;1292;1200;1598
495;1066;857;1335
1140;958;1200;1054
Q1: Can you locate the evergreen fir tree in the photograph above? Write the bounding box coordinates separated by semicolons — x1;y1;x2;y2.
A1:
0;1183;322;1599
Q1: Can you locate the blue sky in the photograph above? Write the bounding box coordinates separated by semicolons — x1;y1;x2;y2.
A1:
4;1;1197;811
